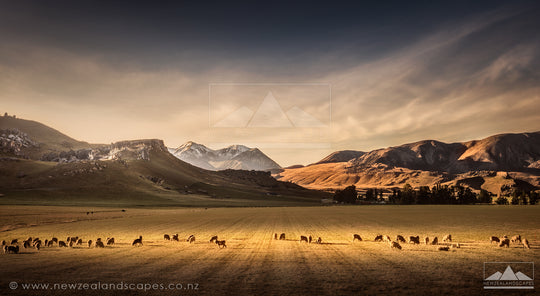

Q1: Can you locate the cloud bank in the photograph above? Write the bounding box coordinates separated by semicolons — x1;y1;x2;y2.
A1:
1;2;539;166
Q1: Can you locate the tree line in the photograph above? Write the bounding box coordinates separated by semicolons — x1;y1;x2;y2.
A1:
333;184;539;205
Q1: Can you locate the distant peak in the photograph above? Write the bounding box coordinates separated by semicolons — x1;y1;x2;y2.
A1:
225;144;250;151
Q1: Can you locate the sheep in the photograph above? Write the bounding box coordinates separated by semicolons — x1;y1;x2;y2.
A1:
498;238;510;248
511;235;521;244
95;238;105;248
70;237;79;243
172;234;179;242
279;233;286;240
522;238;530;249
442;234;452;242
47;240;54;247
353;234;362;242
274;233;278;240
210;236;218;243
88;240;93;248
431;237;438;245
309;236;313;243
396;235;406;243
316;237;322;244
77;239;83;246
489;236;500;244
409;236;420;244
216;240;227;248
58;241;68;247
69;241;74;247
390;241;402;250
106;238;115;245
51;237;58;244
32;237;39;243
5;245;19;254
300;236;308;243
44;239;48;247
1;240;5;246
187;235;195;244
164;234;171;241
66;237;71;243
374;235;383;242
33;239;42;247
438;246;450;251
132;236;143;247
424;237;430;245
10;239;18;245
23;240;31;248
383;235;392;243
35;242;41;250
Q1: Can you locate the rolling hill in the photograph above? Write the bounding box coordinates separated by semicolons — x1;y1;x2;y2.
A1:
0;116;328;206
276;132;540;194
0;115;96;159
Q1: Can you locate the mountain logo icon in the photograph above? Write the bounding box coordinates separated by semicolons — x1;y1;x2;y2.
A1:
213;91;326;128
485;266;532;281
484;262;534;290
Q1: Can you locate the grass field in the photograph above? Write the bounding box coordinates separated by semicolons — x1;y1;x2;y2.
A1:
1;205;539;295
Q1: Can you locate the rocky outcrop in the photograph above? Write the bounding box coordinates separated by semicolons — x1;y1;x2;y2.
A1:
0;129;38;157
40;139;166;162
109;139;167;161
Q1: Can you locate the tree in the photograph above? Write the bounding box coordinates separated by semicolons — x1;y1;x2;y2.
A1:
495;196;509;205
416;186;431;204
511;195;520;205
400;184;415;205
529;192;539;205
365;189;376;202
477;189;492;204
333;185;357;204
388;189;398;204
518;192;528;205
432;184;453;204
455;186;476;204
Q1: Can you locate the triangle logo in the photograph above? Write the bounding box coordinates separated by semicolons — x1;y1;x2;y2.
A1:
485;271;502;281
499;266;519;281
247;92;293;127
286;106;327;127
486;266;533;281
213;106;253;127
515;271;533;281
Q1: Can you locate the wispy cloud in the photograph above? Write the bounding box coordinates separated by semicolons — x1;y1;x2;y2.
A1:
0;3;539;166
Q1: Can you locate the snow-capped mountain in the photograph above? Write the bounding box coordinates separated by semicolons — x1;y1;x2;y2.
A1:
169;141;281;171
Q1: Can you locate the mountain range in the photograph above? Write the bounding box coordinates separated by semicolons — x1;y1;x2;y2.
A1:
0;115;327;206
169;141;281;172
276;132;540;194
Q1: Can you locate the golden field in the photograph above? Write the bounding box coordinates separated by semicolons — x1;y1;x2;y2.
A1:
0;205;539;295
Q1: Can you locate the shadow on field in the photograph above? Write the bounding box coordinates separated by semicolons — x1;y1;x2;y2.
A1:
314;242;349;246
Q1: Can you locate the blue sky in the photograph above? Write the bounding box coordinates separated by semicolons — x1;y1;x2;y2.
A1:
1;0;539;165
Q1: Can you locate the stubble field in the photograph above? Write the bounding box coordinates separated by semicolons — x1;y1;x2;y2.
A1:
0;205;539;295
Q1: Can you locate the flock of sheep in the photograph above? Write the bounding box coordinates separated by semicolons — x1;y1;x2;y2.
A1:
348;233;531;251
1;232;532;254
349;233;458;251
489;235;530;249
1;233;227;254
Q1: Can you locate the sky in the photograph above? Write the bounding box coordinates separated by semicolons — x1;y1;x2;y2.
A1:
1;0;540;166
